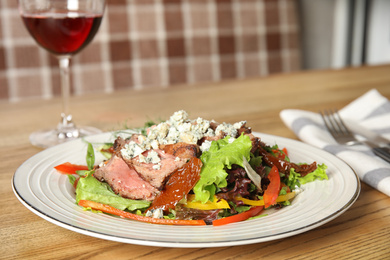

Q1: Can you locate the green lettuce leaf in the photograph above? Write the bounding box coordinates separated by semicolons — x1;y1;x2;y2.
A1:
298;163;328;185
286;163;328;189
193;134;252;203
75;172;150;211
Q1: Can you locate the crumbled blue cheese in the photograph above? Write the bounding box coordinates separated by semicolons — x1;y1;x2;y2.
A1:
145;208;164;219
120;110;246;161
169;110;188;124
215;123;237;137
147;150;161;164
200;140;212;152
234;121;246;129
121;141;145;160
138;150;161;164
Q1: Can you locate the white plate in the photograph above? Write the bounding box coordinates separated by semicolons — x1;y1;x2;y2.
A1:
12;132;360;248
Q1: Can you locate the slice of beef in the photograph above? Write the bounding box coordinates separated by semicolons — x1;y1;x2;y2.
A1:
112;135;145;157
94;155;159;201
160;142;200;160
131;149;187;190
112;136;129;157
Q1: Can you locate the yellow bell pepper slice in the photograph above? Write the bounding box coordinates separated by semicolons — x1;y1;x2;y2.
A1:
236;192;296;206
183;194;230;210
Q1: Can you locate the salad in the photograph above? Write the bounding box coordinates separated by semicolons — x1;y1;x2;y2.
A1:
55;110;328;226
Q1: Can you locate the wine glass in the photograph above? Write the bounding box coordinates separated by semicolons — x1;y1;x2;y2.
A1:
18;0;106;148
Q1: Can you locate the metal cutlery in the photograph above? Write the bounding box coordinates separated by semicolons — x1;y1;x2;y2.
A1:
320;109;390;163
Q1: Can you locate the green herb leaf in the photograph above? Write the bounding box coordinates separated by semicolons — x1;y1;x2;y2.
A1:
68;175;76;185
86;142;95;170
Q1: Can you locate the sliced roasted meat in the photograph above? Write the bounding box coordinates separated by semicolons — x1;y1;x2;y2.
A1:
94;155;159;201
131;149;188;190
112;136;129;157
160;142;200;160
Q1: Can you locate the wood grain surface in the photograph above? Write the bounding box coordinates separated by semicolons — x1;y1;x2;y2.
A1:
1;65;390;259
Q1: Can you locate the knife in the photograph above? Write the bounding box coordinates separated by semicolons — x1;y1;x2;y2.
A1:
344;119;390;147
343;119;390;163
372;147;390;163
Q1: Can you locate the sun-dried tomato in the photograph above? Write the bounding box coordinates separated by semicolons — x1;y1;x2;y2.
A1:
148;157;202;213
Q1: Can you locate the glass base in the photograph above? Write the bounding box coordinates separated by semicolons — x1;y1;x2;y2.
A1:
30;114;102;148
30;126;102;149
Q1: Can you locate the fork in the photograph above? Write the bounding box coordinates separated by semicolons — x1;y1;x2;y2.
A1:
320;109;390;163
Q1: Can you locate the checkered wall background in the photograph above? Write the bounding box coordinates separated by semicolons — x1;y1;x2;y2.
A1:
0;0;301;102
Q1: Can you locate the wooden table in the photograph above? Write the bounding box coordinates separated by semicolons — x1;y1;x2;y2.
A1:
1;65;390;259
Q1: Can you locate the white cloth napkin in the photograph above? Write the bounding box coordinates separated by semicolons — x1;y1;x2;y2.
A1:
280;89;390;197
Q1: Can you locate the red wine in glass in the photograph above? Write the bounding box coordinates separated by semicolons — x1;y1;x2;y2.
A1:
22;12;103;56
19;0;106;148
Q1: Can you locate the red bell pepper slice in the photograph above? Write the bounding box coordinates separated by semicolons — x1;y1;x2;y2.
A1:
78;200;206;226
272;147;288;160
212;206;264;226
263;165;281;208
54;162;89;175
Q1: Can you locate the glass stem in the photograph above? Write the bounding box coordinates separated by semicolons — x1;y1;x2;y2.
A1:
57;56;78;139
59;56;71;121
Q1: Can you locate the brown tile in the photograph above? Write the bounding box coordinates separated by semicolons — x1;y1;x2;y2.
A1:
216;0;232;3
138;39;159;59
267;52;282;74
112;64;133;90
15;74;43;98
264;0;280;27
48;55;58;68
166;38;186;57
266;33;281;52
219;58;237;79
51;70;61;96
0;14;3;40
108;8;129;34
243;58;260;77
11;14;30;39
77;42;102;64
287;51;301;71
218;35;235;55
134;8;158;33
80;68;106;93
239;8;258;29
217;4;234;30
189;5;211;30
242;34;259;53
163;0;182;4
14;46;41;68
0;47;6;70
164;4;184;33
286;0;299;25
110;40;131;61
286;32;299;50
5;0;18;8
191;37;212;56
0;75;9;100
134;0;155;5
168;60;187;85
108;0;127;5
140;63;162;87
193;60;213;83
